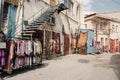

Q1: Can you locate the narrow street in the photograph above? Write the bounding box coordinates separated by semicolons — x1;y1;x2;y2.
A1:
3;53;120;80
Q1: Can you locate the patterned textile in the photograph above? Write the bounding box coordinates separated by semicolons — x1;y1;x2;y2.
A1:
105;45;109;52
64;34;69;55
7;40;15;73
52;32;60;54
0;50;5;66
116;46;119;52
28;41;33;55
77;32;88;48
50;0;58;5
110;39;115;53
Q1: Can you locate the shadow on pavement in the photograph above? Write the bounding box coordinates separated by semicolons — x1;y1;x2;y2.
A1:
1;63;49;79
78;59;90;63
110;54;120;80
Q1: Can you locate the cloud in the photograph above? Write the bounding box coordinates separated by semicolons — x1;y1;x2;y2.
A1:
77;0;94;14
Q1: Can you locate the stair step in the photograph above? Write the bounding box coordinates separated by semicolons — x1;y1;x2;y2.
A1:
23;30;36;33
25;27;39;30
44;13;53;16
38;17;49;21
27;24;37;27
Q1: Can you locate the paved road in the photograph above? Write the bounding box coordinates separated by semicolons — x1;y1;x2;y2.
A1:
3;53;120;80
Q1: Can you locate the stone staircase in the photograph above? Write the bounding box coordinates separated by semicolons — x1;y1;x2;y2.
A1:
7;3;67;40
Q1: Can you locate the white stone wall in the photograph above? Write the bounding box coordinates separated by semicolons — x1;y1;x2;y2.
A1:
16;0;49;36
15;0;81;54
109;21;120;39
85;20;94;29
85;15;120;49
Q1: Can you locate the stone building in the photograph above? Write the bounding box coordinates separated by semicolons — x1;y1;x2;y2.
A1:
1;0;83;55
85;11;120;53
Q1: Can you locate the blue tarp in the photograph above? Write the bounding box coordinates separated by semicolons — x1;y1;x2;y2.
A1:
7;5;17;39
87;30;94;54
80;29;94;54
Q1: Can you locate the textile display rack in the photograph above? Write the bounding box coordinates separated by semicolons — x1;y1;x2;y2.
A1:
2;34;43;74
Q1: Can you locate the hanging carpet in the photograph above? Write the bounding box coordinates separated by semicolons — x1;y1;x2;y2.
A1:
110;39;115;53
77;31;88;54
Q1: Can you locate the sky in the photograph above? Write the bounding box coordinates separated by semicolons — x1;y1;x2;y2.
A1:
82;0;120;14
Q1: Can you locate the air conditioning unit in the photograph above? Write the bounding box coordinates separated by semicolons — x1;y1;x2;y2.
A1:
49;17;55;26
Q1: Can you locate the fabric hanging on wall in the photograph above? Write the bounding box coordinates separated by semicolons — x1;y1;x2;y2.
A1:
52;32;60;54
50;0;58;5
77;31;88;48
94;43;97;53
0;49;5;66
34;40;42;55
7;40;15;73
28;40;33;55
64;34;69;55
45;31;51;51
116;46;118;52
110;39;115;53
7;5;17;39
105;45;109;52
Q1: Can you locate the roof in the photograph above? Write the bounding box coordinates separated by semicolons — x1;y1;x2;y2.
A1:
85;11;120;22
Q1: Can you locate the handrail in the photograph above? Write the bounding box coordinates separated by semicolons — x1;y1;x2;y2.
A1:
7;4;50;39
9;1;61;39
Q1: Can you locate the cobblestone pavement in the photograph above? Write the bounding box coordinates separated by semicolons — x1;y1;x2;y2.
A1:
3;53;120;80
